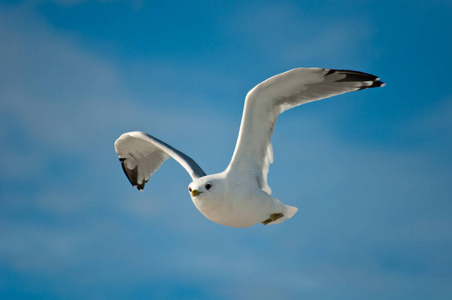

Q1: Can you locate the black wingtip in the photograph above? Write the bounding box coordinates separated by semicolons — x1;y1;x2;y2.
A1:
326;68;385;90
333;69;378;81
136;182;146;191
357;79;385;90
119;157;146;191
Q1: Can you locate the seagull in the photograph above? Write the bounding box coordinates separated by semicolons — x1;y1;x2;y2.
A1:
115;68;384;228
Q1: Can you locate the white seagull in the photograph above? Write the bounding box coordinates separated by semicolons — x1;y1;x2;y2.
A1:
115;68;384;228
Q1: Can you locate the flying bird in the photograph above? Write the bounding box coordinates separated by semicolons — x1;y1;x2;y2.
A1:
114;68;384;228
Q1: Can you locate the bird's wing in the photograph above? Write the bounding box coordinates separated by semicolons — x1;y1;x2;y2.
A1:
114;131;206;190
227;68;384;194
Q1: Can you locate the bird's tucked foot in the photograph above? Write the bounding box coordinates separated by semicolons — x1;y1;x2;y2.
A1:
262;213;284;225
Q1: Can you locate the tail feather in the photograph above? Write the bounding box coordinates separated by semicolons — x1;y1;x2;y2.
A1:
269;204;298;225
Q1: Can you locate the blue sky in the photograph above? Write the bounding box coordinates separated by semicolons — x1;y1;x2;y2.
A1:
0;0;451;299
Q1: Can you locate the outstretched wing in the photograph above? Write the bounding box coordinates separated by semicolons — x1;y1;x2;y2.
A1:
227;68;385;194
114;131;206;190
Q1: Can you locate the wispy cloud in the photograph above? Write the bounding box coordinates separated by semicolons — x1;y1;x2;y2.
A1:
0;2;451;299
226;2;373;67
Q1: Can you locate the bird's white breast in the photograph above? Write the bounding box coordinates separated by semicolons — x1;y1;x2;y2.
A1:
191;174;277;228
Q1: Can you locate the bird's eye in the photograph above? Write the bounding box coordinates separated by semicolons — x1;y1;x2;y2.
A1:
188;187;192;192
205;183;212;190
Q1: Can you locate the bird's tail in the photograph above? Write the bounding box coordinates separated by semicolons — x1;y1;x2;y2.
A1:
270;204;298;225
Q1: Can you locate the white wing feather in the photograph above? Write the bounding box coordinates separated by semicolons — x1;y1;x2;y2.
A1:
115;131;206;190
227;68;384;194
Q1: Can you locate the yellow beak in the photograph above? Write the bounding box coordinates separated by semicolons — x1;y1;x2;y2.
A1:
191;189;203;197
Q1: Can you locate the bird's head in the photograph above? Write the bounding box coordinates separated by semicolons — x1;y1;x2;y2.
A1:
188;174;224;200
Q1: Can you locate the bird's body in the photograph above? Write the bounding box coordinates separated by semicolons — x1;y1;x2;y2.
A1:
188;171;297;228
115;68;384;228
